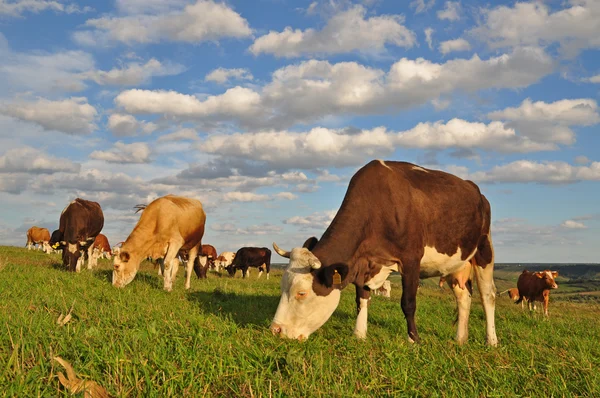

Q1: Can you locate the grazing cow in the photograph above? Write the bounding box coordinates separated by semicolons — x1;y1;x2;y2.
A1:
112;195;206;291
49;199;104;272
92;233;112;261
26;226;51;253
226;247;272;279
214;251;235;272
193;244;217;278
271;160;497;346
373;280;391;298
516;270;559;316
112;241;124;256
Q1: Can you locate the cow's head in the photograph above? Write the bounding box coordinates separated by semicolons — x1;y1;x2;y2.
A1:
112;249;141;288
49;230;64;250
270;238;349;341
225;263;236;276
536;270;559;289
61;241;84;271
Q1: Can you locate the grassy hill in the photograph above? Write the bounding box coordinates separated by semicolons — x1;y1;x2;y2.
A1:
1;246;599;396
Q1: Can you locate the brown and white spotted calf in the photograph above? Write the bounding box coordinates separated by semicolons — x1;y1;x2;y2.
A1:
271;160;498;346
516;270;558;316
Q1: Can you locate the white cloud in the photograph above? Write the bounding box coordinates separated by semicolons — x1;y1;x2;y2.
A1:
283;210;336;230
473;1;600;56
0;97;97;135
223;192;270;202
83;58;185;86
469;160;600;184
561;220;587;229
107;114;157;137
250;6;416;57
488;98;599;145
410;0;435;14
437;1;460;21
89;142;152;164
156;128;199;142
205;67;253;84
575;155;590;165
211;222;283;236
0;0;92;17
0;146;80;174
75;0;252;46
424;27;434;49
439;38;470;55
274;192;298;200
588;74;600;83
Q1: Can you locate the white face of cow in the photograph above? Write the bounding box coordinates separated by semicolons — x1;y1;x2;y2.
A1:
270;247;341;340
112;251;140;288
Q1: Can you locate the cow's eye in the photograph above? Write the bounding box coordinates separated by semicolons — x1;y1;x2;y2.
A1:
295;291;308;300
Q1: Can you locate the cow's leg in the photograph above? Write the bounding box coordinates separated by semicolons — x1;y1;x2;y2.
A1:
543;296;549;317
257;267;263;278
27;241;32;250
184;244;201;290
162;243;183;292
449;265;473;345
87;246;95;270
472;254;498;347
353;285;371;339
401;260;420;343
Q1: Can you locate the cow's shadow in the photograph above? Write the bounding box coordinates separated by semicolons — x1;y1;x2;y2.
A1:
187;289;280;327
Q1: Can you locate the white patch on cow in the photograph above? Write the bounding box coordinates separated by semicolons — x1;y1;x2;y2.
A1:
377;159;391;170
353;297;370;339
412;166;429;172
199;256;207;266
420;246;472;278
76;255;83;272
365;263;398;290
67;243;78;254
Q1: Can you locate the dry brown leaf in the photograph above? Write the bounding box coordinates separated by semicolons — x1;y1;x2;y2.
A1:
53;356;110;398
57;301;75;326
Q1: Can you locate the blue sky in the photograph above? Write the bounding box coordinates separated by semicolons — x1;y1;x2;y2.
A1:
0;0;599;262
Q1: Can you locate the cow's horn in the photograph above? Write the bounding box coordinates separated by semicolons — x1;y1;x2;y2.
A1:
273;242;290;258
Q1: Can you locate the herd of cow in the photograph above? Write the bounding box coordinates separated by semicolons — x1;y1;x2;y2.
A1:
23;160;561;345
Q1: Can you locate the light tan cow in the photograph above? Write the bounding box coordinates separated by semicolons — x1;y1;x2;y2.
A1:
26;226;51;253
214;251;235;272
112;195;206;291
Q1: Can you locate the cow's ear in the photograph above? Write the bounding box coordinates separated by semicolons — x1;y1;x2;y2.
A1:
314;263;349;289
120;252;130;262
552;271;558;278
302;237;319;251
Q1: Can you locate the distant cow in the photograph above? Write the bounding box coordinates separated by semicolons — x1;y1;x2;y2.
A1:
193;244;217;278
92;234;112;261
214;251;235;272
112;195;206;291
26;226;51;253
516;270;559;316
373;280;391;298
49;199;104;272
226;247;271;279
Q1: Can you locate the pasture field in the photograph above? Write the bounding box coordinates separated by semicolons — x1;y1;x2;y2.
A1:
1;246;600;397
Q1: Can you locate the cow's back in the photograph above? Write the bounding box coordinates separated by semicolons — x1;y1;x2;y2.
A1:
60;199;104;242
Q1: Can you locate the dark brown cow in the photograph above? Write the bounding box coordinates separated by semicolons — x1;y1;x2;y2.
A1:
93;233;111;260
516;270;558;316
193;244;217;277
26;226;51;252
226;247;272;279
271;160;497;346
49;198;104;272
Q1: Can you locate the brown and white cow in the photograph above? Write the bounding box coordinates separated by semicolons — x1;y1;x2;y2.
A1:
271;160;497;346
92;233;112;263
214;251;235;272
112;195;206;291
372;280;391;298
193;244;217;278
516;270;558;316
226;247;272;279
49;199;104;272
26;226;51;253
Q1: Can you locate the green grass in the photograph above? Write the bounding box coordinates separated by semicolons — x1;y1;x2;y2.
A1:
1;246;600;397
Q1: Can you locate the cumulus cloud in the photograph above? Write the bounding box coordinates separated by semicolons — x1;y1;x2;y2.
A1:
439;38;470;54
488;98;599;145
205;67;253;84
250;6;416;57
107;114;157;136
588;75;600;83
424;27;434;49
469;160;600;184
561;220;587;229
83;58;185;86
223;192;270;202
156;128;199;142
0;146;80;174
211;222;283;235
0;97;97;135
575;155;590;165
437;1;460;21
74;0;252;46
0;0;92;17
89;142;152;164
283;210;336;231
410;0;435;14
472;1;600;56
274;192;298;200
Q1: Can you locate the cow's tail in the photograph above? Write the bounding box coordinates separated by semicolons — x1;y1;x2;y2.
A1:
133;204;147;214
497;289;510;296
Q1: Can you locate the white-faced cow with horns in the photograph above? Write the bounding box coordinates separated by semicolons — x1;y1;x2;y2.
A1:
271;160;498;346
